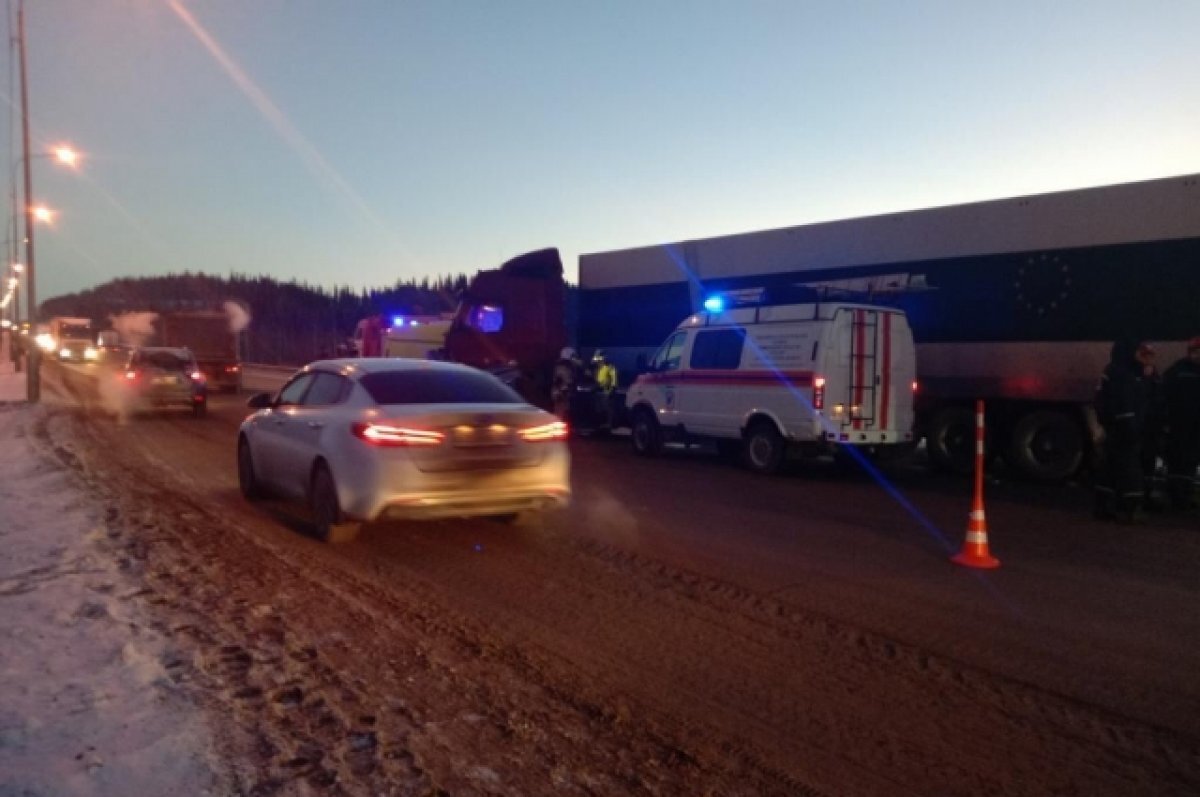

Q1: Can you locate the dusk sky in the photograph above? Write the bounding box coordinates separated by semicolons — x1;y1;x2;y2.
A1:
7;0;1199;302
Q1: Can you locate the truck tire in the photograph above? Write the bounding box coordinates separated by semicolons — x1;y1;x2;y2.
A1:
743;421;785;475
1006;409;1084;482
926;406;977;475
310;463;362;544
630;408;663;457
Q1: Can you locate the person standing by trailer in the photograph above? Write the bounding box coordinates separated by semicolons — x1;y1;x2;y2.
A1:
551;347;583;420
1139;344;1167;510
1094;341;1152;522
1163;337;1200;511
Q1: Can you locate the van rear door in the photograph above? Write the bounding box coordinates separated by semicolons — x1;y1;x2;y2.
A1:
832;307;912;437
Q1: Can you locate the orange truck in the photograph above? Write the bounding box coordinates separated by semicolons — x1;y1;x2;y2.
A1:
155;311;242;392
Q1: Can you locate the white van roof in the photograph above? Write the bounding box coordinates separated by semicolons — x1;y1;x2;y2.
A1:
678;301;905;328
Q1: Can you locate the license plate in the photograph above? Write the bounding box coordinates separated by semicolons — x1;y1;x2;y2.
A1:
153;376;179;385
452;425;511;448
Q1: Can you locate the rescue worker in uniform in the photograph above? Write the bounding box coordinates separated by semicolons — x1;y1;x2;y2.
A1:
551;347;583;421
1139;344;1167;510
1094;340;1151;522
1163;337;1200;511
591;350;618;428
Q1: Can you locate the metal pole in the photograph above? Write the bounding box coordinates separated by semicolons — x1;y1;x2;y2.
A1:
17;0;36;401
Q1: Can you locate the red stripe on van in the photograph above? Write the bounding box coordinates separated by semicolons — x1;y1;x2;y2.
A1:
635;370;815;388
880;312;892;430
852;310;865;430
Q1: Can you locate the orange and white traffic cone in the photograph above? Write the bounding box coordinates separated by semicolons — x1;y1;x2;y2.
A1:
952;400;1000;569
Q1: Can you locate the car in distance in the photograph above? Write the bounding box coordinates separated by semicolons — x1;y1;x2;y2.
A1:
237;358;571;542
120;347;208;417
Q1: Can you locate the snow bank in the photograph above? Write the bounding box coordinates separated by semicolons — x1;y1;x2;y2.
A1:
0;405;227;795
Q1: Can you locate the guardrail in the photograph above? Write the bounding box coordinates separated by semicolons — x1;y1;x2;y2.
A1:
240;363;296;393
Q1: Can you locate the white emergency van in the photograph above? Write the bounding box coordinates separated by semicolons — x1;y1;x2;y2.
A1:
624;297;917;473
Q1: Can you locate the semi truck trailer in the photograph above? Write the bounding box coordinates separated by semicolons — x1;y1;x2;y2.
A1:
579;173;1200;480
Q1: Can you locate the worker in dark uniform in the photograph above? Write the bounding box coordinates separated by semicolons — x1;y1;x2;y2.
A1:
1094;340;1151;522
1163;337;1200;511
551;347;583;421
1139;344;1167;510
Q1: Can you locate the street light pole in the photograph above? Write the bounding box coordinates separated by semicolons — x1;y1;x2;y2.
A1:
17;0;38;401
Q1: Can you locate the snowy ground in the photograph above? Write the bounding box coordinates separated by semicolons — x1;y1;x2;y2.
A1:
0;403;230;796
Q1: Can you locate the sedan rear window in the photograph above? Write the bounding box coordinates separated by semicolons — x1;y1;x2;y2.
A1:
360;369;523;405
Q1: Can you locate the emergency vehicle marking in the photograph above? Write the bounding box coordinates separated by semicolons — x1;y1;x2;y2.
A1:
635;369;816;388
852;309;866;430
880;311;892;430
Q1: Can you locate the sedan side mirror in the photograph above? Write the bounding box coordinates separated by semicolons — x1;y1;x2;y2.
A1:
246;392;274;409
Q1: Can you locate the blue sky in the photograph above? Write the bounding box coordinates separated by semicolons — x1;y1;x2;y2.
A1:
7;0;1199;302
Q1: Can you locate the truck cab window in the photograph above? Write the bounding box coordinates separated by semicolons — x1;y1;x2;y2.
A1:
467;304;504;334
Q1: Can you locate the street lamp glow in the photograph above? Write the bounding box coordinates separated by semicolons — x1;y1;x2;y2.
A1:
11;263;23;273
31;205;54;223
53;145;79;168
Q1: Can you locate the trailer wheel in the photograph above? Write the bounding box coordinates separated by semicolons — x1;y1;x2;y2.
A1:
631;408;663;457
1006;409;1084;482
926;406;977;475
743;421;785;475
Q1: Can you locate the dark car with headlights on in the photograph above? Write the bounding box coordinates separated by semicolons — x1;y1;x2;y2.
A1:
121;347;208;417
237;358;571;542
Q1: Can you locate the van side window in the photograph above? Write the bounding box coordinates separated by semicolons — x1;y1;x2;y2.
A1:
690;328;745;370
652;331;687;372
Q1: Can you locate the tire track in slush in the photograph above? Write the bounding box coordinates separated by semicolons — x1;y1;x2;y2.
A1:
38;402;808;796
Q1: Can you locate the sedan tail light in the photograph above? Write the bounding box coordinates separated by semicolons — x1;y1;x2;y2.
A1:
518;420;568;442
352;422;444;447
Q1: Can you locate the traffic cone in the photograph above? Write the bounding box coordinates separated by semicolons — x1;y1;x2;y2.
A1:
952;494;1000;569
952;400;1000;569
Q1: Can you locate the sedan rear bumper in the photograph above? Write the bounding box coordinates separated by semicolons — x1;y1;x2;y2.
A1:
376;485;570;521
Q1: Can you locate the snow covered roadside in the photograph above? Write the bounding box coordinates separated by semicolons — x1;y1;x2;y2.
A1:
0;404;229;796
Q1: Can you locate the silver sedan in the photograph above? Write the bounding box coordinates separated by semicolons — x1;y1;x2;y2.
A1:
237;359;571;542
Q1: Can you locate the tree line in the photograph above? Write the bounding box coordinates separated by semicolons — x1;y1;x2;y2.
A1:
39;272;471;365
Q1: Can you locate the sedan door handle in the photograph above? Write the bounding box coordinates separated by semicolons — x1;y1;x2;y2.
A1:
307;421;324;429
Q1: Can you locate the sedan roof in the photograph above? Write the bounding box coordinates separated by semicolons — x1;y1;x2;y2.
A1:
301;357;485;379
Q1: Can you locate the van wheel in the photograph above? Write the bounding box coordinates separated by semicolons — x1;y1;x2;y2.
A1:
743;421;785;475
1006;409;1083;482
310;463;361;543
926;406;977;475
631;409;663;457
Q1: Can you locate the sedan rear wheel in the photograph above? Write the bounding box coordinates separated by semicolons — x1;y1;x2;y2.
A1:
310;463;361;544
